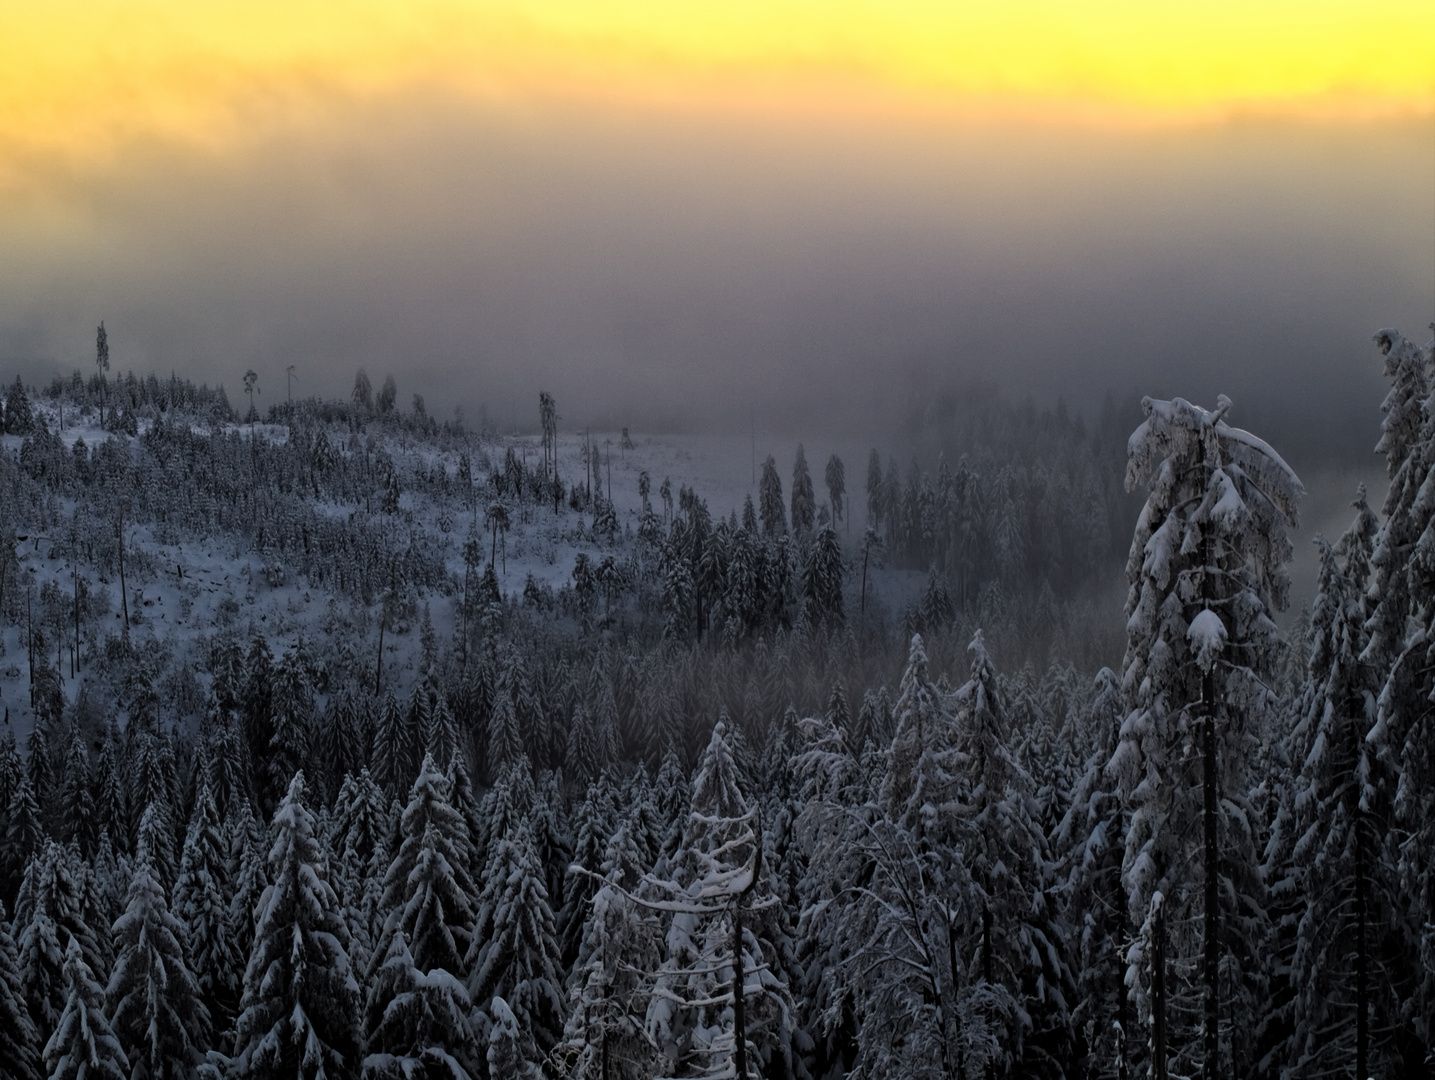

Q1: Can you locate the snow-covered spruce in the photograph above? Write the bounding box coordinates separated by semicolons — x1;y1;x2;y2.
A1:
229;772;361;1080
1109;395;1301;1077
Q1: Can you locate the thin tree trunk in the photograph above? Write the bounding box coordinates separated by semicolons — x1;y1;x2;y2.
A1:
946;905;962;1080
73;562;80;674
375;612;385;696
733;815;763;1080
982;906;993;984
118;513;129;635
861;542;870;615
1201;525;1219;1080
26;586;33;707
1202;696;1219;1080
733;896;748;1079
982;904;994;1080
1152;896;1167;1080
1355;798;1369;1080
461;564;469;668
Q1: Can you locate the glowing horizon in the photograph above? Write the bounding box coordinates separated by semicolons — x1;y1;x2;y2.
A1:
2;0;1430;175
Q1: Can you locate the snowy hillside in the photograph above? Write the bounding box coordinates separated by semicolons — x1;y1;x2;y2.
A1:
1;337;1429;1079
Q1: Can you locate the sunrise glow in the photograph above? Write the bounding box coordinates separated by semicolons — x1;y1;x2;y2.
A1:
2;0;1430;170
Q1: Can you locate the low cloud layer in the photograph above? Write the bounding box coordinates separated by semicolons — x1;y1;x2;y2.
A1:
0;94;1430;464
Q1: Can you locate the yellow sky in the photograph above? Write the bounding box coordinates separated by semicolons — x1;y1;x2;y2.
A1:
1;0;1431;169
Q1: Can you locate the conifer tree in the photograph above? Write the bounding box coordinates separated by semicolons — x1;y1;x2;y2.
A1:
240;637;277;808
644;720;797;1080
466;821;565;1069
824;454;845;532
314;692;365;806
134;802;177;898
106;852;209;1080
372;756;476;983
16;840;107;1034
0;898;42;1080
760;457;786;538
43;938;128;1080
1108;396;1300;1077
4;772;44;905
470;763;535;883
173;779;239;1044
805;638;1011;1078
1280;491;1404;1077
560;778;619;969
0;726;23;826
372;693;412;799
950;631;1071;1072
801;526;844;627
488;694;523;780
362;924;477;1080
25;725;54;829
1361;327;1435;1062
263;650;313;815
59;729;97;859
484;996;537;1080
558;823;661;1080
1054;667;1129;1078
226;803;267;982
230;773;360;1080
331;771;390;978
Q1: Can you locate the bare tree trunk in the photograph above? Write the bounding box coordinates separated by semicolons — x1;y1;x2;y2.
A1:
118;512;129;635
27;586;34;708
73;561;80;675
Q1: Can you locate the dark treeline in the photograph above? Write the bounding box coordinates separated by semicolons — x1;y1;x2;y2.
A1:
871;386;1139;605
0;333;1431;1079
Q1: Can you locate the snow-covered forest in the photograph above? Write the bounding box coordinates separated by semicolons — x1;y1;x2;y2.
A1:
0;327;1432;1079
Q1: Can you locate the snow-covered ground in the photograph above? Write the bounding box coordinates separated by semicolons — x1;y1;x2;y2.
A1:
0;407;919;738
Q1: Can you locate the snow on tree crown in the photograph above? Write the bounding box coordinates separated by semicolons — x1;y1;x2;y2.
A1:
691;719;749;819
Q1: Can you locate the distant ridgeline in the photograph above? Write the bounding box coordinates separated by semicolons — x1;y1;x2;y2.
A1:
0;334;1431;1078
